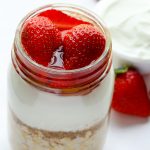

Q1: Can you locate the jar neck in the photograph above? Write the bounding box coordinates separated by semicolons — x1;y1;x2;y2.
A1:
12;4;112;95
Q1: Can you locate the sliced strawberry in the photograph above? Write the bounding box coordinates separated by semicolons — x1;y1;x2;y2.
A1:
63;24;106;70
112;67;150;117
39;9;90;31
21;16;62;66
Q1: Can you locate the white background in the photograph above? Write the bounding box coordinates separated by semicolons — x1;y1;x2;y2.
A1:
0;0;150;150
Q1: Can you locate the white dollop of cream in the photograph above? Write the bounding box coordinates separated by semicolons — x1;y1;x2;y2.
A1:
8;66;114;132
95;0;150;59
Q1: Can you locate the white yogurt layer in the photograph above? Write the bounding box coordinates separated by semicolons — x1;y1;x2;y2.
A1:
8;66;114;132
95;0;150;59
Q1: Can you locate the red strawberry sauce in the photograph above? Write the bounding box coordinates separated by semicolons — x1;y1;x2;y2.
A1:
12;6;112;95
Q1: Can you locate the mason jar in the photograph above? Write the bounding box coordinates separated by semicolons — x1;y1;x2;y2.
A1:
7;4;114;150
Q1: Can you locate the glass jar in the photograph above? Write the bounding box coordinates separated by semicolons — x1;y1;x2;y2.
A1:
7;4;114;150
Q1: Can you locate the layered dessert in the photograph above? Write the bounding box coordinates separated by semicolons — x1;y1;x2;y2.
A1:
8;4;114;150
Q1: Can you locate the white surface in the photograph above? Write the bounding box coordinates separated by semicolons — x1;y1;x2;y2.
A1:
0;0;150;150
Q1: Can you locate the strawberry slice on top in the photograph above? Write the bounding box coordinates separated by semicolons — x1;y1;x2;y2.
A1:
21;16;62;66
63;24;106;70
39;9;90;31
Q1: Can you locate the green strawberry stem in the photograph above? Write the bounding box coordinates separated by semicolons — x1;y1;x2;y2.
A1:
115;65;129;76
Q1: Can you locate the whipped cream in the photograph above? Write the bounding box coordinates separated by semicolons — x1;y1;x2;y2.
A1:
8;66;114;132
95;0;150;59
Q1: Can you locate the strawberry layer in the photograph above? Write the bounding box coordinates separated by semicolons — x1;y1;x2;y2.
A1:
39;9;90;31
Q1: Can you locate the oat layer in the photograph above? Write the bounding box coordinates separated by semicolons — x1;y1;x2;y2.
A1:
9;109;108;150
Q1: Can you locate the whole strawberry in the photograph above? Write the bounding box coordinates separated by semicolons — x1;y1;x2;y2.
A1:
112;67;150;117
21;16;62;66
63;24;106;70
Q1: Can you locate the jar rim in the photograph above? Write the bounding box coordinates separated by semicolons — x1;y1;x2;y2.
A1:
15;3;111;75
